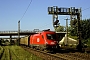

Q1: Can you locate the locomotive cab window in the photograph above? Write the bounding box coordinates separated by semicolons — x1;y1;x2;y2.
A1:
46;34;56;40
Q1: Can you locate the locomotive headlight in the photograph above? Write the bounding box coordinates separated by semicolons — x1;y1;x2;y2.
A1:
51;42;55;44
54;41;58;44
54;41;57;43
46;42;48;44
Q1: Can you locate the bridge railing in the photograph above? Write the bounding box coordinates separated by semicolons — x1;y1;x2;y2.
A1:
0;31;18;33
20;30;36;33
0;30;41;34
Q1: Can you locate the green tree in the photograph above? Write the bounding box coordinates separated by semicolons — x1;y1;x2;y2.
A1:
70;19;78;36
81;19;90;39
70;18;90;39
55;25;65;32
68;26;72;32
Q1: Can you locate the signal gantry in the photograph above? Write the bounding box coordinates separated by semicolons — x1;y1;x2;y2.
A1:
48;6;82;51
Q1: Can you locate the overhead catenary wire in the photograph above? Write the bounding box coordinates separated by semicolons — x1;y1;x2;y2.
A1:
18;0;32;45
82;7;90;19
20;0;32;21
82;7;90;11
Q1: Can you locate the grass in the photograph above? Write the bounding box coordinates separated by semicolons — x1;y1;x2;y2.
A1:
0;45;43;60
1;46;10;60
10;45;42;60
0;46;3;56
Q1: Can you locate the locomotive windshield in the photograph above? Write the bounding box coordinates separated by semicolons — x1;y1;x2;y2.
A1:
46;34;56;40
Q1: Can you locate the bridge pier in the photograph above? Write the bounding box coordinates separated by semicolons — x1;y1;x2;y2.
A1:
0;38;1;45
10;35;12;45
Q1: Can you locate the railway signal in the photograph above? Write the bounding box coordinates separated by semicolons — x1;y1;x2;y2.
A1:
54;20;59;25
48;6;82;51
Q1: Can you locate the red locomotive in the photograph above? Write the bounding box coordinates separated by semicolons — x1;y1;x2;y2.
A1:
20;29;59;50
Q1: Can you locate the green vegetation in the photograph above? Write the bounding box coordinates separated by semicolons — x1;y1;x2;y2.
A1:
68;34;78;40
1;46;10;60
0;39;10;46
0;46;43;60
10;45;43;60
70;19;90;39
86;38;90;47
0;46;3;56
55;25;65;32
70;19;90;46
55;18;90;46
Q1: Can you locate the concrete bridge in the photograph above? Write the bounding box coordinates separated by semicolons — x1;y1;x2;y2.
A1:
0;30;38;42
0;31;67;36
0;31;37;36
0;30;66;41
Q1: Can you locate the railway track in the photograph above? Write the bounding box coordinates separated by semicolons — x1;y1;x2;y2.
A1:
0;46;19;60
0;47;4;59
1;46;90;60
23;47;64;60
9;49;12;60
9;48;20;60
22;46;90;60
0;46;10;60
0;46;43;60
64;52;90;60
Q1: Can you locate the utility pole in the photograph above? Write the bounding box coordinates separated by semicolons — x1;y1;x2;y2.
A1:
65;18;70;45
18;20;20;45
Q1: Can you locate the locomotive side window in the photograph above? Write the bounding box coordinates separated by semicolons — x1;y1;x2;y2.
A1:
46;34;56;40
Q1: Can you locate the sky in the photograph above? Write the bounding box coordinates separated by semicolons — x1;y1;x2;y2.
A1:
0;0;90;31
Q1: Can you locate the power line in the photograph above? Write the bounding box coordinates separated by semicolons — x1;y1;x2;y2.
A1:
81;7;90;19
20;0;32;20
82;7;90;11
